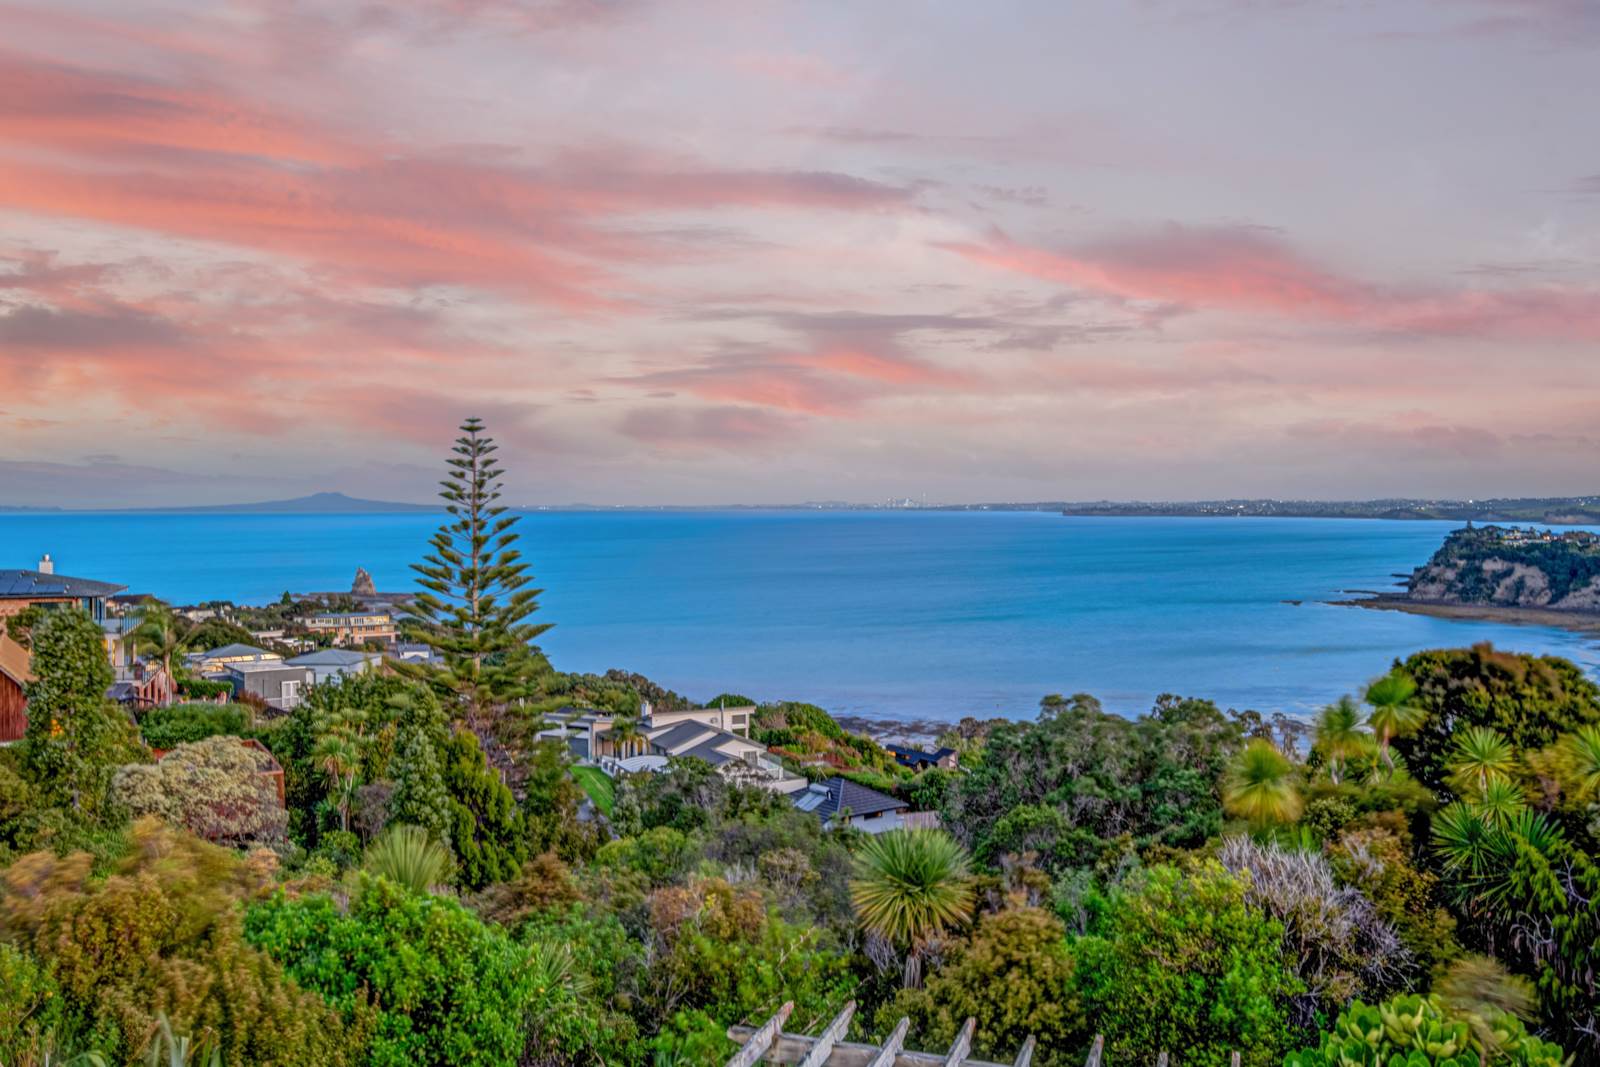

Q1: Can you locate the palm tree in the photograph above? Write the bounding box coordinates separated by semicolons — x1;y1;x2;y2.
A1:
1446;725;1517;797
608;714;642;759
850;829;973;986
1558;724;1600;801
364;824;455;893
312;710;363;832
1364;670;1426;773
1223;739;1303;829
131;605;184;703
1314;696;1371;785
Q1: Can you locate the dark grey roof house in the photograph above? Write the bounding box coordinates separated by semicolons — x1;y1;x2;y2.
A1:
885;743;959;771
793;776;909;833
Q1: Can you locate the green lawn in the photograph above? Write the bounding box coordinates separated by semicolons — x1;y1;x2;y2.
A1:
571;766;615;816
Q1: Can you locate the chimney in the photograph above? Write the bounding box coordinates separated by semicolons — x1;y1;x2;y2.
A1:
38;553;53;575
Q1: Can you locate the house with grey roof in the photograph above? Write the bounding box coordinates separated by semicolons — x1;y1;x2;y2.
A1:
224;660;314;712
2;557;129;742
287;648;381;685
793;776;913;833
635;718;809;794
187;643;281;675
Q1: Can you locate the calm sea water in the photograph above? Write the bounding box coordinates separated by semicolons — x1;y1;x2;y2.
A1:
2;511;1596;720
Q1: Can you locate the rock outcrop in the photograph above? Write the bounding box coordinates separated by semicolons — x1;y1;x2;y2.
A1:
351;567;377;597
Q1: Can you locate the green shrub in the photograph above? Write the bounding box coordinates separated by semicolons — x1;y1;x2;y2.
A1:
1073;862;1303;1067
881;906;1082;1066
595;825;696;886
0;819;363;1066
245;875;537;1067
138;703;247;750
0;943;64;1066
1283;994;1566;1067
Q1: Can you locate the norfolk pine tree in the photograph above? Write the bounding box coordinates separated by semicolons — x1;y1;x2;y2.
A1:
402;418;557;737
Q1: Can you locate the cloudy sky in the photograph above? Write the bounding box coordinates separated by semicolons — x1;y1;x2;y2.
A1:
3;0;1599;507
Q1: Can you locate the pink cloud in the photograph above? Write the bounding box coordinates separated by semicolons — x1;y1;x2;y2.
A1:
944;224;1600;342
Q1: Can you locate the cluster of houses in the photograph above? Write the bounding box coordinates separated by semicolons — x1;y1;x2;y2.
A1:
544;700;947;833
0;556;397;739
1473;524;1600;547
1;555;950;833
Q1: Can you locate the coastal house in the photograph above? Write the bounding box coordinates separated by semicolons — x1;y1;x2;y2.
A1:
885;742;959;771
186;643;280;675
223;660;314;712
541;699;761;762
0;558;129;742
628;718;808;794
305;610;398;647
640;698;753;738
792;776;912;833
548;699;804;793
287;647;382;684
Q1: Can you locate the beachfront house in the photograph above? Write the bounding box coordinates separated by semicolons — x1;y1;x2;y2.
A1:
287;647;382;684
0;558;130;742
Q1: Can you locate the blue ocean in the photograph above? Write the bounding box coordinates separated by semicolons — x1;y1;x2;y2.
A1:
2;510;1596;721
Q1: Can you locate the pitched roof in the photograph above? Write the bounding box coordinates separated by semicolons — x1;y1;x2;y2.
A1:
796;777;906;821
225;660;307;674
198;643;274;659
287;649;376;666
0;569;126;600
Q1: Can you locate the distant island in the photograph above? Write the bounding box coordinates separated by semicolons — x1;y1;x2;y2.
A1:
119;492;440;514
1348;523;1600;631
1059;496;1600;524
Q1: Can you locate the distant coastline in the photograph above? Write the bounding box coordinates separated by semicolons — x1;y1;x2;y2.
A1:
8;491;1600;520
1058;496;1600;525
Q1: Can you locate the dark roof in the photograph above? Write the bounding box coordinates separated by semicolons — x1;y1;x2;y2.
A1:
649;720;721;753
798;777;906;821
0;569;126;600
885;743;957;765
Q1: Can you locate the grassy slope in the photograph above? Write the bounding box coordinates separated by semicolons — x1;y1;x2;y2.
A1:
571;766;615;816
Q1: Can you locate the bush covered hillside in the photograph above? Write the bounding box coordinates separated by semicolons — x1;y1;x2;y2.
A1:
1406;524;1600;610
2;422;1597;1067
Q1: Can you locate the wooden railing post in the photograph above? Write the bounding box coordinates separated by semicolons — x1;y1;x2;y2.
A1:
727;1002;795;1067
865;1018;911;1067
798;1001;857;1067
942;1018;976;1066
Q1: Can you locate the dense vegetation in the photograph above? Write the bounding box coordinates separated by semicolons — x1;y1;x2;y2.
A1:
2;421;1595;1066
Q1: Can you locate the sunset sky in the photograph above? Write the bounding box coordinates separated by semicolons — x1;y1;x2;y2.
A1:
3;0;1599;507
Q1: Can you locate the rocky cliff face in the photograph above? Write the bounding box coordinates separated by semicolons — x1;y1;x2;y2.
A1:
1405;526;1600;613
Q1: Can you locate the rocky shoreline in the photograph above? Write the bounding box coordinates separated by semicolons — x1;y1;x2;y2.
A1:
1336;594;1600;634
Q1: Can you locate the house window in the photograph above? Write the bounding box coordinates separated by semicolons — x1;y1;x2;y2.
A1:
281;679;303;707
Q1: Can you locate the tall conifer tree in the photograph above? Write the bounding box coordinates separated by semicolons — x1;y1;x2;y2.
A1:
403;418;554;730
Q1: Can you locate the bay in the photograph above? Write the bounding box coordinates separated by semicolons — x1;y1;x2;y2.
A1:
2;510;1596;720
